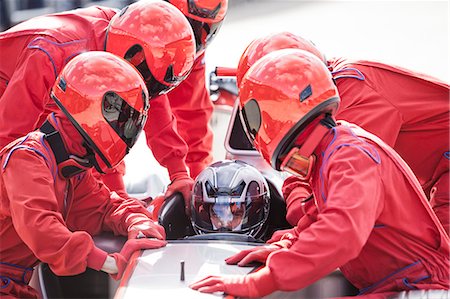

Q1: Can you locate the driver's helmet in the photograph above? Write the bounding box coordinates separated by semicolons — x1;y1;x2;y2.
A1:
191;160;270;239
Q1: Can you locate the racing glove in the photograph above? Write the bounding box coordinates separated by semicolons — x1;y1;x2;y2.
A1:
267;228;295;244
107;238;167;280
267;205;318;244
126;213;166;240
164;172;194;215
225;240;292;266
190;267;277;298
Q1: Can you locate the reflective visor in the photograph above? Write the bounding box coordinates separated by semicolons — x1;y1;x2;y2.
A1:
209;200;245;231
102;91;146;148
124;45;171;97
280;147;313;179
240;99;261;142
188;0;221;19
187;17;223;53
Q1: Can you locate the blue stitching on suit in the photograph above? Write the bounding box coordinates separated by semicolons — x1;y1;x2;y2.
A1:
358;260;420;295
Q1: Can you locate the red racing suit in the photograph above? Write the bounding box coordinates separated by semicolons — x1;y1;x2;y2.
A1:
258;122;449;295
0;115;155;298
284;58;450;232
0;6;190;196
146;53;213;179
164;53;213;179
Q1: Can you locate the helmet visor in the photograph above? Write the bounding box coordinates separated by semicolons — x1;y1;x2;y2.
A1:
188;17;223;53
188;0;222;19
192;179;268;235
209;197;246;231
240;99;261;142
124;45;173;97
102;91;147;149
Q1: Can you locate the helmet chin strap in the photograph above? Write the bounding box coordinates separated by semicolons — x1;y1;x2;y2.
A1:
297;123;330;158
82;143;105;174
299;115;336;156
40;120;93;178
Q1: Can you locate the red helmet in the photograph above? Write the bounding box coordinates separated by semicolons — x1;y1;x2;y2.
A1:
51;51;150;174
237;32;326;88
106;0;196;98
165;0;228;54
239;49;339;171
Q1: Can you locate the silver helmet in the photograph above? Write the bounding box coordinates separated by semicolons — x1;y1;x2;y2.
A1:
191;160;270;239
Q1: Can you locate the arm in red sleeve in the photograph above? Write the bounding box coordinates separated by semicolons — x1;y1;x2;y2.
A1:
3;149;102;275
282;175;315;226
167;55;214;178
144;94;189;180
335;80;403;147
263;147;385;292
67;170;155;237
0;47;57;148
97;161;128;198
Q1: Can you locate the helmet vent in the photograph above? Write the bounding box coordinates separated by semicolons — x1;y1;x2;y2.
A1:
299;84;312;102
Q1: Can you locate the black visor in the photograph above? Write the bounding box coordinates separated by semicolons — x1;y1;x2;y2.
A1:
188;17;223;53
240;99;261;142
124;45;173;97
102;91;146;148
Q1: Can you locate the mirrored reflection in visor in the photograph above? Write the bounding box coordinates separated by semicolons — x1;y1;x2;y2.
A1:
188;0;221;19
124;44;171;97
241;99;261;142
210;200;245;231
188;17;222;53
102;91;146;148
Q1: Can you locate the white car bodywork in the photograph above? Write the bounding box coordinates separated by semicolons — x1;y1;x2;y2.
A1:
115;240;353;299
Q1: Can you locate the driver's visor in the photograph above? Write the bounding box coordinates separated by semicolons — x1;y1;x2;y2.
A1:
240;99;261;143
209;199;246;231
280;147;313;179
102;91;146;148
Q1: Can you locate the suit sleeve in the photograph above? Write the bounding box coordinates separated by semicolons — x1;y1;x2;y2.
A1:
3;149;98;275
167;55;214;178
67;170;154;237
282;176;315;226
263;146;385;291
0;46;57;148
144;94;189;180
335;79;403;147
93;160;128;198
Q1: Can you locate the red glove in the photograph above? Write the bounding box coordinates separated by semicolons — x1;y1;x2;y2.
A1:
267;209;317;244
110;238;167;280
190;267;277;298
225;240;291;266
126;213;166;240
164;172;194;215
267;228;295;244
